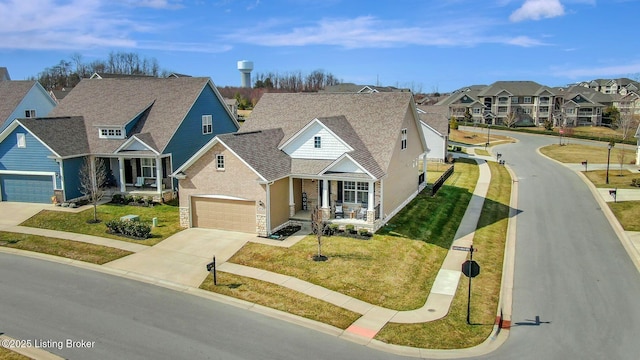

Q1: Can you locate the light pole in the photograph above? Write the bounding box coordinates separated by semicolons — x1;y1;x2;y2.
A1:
485;124;491;149
606;141;614;184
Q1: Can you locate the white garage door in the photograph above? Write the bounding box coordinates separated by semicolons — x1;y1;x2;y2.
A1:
191;197;256;233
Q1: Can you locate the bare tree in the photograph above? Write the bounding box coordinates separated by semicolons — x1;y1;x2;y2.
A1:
79;156;108;223
616;100;639;174
311;206;328;261
504;111;518;128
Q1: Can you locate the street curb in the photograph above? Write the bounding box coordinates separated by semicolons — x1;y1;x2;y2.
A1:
535;147;640;273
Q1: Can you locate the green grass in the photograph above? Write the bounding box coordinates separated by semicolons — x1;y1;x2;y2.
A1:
474;149;491;156
20;203;182;246
609;202;640;231
200;272;361;329
0;347;29;360
376;161;512;348
540;143;636;164
218;158;479;311
583;169;640;189
0;232;132;264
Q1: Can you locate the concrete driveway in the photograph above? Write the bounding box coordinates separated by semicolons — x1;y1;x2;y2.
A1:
0;202;52;229
104;228;255;287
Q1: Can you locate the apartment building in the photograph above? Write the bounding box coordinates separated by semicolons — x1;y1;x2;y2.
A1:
437;81;610;127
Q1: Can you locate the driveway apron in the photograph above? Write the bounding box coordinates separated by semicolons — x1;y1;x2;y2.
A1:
103;228;254;287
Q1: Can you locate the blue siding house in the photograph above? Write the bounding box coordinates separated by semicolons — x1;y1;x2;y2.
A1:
0;80;57;131
0;77;239;203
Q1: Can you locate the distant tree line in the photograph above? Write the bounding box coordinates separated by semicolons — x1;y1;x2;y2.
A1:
253;69;341;92
31;51;166;90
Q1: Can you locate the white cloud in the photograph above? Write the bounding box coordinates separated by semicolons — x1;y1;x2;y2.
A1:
510;0;565;22
0;0;222;53
223;16;547;49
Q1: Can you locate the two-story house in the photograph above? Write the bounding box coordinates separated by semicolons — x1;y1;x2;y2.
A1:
173;92;428;236
0;77;238;203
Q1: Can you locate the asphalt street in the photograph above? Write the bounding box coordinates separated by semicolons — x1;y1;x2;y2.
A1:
471;129;640;360
0;253;406;360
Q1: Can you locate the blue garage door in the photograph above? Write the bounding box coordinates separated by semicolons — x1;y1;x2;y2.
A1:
0;174;53;203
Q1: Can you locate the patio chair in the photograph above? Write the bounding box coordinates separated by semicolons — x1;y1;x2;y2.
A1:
335;203;344;219
134;177;144;188
356;204;367;220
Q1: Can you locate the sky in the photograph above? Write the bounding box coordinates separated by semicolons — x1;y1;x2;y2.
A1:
1;0;639;93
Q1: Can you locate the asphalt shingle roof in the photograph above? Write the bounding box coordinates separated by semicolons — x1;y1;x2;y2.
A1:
48;77;211;155
417;105;450;135
243;92;415;176
218;129;290;181
0;81;37;124
19;116;90;157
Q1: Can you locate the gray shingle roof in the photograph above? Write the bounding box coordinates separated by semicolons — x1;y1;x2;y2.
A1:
19;116;90;157
48;77;212;154
417;105;450;135
218;129;290;181
316;116;385;178
243;92;415;175
0;81;37;124
477;81;549;96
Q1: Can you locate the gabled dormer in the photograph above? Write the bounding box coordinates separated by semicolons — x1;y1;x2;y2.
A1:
114;133;160;154
571;94;593;104
320;153;374;179
279;117;354;160
96;101;154;141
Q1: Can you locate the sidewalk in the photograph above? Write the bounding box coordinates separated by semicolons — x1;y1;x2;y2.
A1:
216;155;499;351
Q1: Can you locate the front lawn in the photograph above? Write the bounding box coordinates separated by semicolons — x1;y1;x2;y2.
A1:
200;272;361;329
0;232;132;264
0;347;29;360
218;159;479;311
583;169;640;189
540;143;635;164
377;161;511;348
20;203;182;246
609;202;640;231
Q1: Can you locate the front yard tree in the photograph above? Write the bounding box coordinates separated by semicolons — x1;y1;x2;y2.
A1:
463;108;473;123
616;102;639;175
79;156;107;223
504;111;518;128
311;206;328;261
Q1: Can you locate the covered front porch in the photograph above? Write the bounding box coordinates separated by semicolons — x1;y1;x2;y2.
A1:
287;176;382;230
102;155;175;202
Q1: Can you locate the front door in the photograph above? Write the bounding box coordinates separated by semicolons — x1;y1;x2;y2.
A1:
124;159;133;184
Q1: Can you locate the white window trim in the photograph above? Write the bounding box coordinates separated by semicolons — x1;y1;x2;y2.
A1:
401;128;407;150
202;115;213;134
98;127;124;139
216;154;225;170
343;181;369;204
17;133;26;148
141;158;156;178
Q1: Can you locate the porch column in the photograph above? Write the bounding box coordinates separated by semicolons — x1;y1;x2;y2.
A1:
366;181;375;225
289;177;295;217
155;157;162;195
118;157;126;193
321;179;330;220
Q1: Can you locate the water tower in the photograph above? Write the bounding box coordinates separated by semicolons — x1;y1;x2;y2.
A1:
237;60;254;88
